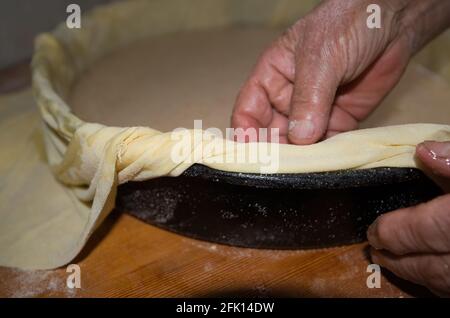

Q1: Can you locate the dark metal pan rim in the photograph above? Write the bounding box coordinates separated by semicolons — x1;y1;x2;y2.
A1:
117;163;441;249
181;164;426;190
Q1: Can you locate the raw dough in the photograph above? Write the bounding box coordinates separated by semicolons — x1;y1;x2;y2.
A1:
1;0;449;270
71;27;282;131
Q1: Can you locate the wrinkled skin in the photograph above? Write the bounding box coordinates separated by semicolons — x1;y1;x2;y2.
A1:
231;0;450;296
370;141;450;297
232;0;411;144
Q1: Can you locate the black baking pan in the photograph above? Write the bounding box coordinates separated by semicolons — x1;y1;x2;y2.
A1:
115;164;442;249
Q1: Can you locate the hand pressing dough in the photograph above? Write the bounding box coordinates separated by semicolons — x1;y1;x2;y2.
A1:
1;0;449;270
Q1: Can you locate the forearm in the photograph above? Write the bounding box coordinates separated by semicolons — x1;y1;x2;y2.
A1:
398;0;450;54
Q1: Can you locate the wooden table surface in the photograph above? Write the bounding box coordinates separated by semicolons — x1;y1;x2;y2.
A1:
0;63;433;298
0;211;433;298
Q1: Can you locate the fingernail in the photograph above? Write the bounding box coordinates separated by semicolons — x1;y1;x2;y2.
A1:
367;218;383;250
421;141;450;160
288;119;315;140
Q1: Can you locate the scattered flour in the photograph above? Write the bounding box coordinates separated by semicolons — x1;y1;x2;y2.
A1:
2;268;77;298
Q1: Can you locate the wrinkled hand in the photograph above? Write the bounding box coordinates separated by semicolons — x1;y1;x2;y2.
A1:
230;0;450;297
232;0;412;144
368;141;450;297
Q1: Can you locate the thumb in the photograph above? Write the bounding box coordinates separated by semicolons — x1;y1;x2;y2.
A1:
288;48;341;145
416;141;450;178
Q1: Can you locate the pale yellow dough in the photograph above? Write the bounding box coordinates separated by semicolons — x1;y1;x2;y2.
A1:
1;0;450;269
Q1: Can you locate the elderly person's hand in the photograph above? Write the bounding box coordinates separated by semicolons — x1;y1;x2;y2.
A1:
368;141;450;297
231;0;450;144
231;0;450;296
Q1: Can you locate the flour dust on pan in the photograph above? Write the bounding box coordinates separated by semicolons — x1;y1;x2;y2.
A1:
116;164;443;249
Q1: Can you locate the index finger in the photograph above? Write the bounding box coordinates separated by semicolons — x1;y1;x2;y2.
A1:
367;194;450;255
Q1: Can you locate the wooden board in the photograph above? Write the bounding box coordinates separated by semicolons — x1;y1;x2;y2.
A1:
0;210;433;298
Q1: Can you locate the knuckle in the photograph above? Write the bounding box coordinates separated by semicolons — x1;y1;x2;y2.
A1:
246;75;261;89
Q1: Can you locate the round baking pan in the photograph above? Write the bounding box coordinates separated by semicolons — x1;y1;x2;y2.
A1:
115;165;442;249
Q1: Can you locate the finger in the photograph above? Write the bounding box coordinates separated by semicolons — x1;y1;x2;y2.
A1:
267;81;293;117
325;130;340;139
367;194;450;255
371;248;450;297
232;45;294;139
267;109;289;144
326;104;359;134
288;37;341;145
416;141;450;178
232;78;272;131
256;45;295;116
